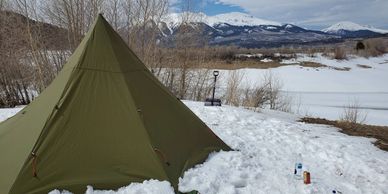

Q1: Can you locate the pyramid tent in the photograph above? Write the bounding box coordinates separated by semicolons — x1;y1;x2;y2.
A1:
0;14;231;194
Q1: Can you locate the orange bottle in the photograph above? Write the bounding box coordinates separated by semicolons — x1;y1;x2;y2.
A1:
303;171;311;184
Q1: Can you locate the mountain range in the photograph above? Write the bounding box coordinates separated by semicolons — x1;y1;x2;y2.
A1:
158;12;388;48
322;21;388;38
2;11;387;49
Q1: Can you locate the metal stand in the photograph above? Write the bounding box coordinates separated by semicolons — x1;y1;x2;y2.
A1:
205;71;221;106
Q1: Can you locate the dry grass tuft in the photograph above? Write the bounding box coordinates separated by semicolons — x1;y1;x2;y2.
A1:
299;62;327;68
357;64;372;69
332;67;351;71
362;38;388;57
334;47;347;60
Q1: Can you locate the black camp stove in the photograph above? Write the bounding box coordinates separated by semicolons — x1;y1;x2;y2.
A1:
204;98;221;106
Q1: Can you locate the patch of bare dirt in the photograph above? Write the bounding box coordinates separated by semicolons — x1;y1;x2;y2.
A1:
299;62;327;68
357;64;372;69
332;67;351;71
300;117;388;151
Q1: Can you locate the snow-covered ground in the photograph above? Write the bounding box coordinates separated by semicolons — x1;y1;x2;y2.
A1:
217;54;388;125
1;101;388;194
48;180;174;194
0;107;24;122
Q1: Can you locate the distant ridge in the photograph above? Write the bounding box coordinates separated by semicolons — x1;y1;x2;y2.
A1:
164;12;281;29
323;21;388;34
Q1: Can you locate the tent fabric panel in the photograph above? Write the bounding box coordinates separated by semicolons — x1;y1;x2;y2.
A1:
10;70;167;194
0;23;93;194
123;71;231;188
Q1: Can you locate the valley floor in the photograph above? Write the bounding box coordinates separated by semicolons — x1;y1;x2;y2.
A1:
1;101;387;194
217;53;388;125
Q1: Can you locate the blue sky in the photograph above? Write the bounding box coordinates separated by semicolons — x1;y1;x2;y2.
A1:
170;0;388;30
170;0;245;15
200;1;245;16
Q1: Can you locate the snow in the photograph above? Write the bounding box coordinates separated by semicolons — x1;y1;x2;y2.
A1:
0;101;388;194
285;24;294;29
163;12;281;29
1;101;388;194
280;58;299;64
48;180;174;194
207;12;281;27
236;53;263;58
163;12;207;29
265;26;277;30
180;101;388;194
216;54;388;125
0;107;23;122
323;21;388;34
260;58;273;63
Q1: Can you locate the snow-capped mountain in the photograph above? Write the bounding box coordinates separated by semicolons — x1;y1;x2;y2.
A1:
206;12;281;27
159;13;387;48
160;12;340;48
322;21;388;38
163;12;281;29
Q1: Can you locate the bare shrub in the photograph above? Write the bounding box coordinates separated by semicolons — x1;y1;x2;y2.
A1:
273;92;293;112
262;71;282;109
356;41;365;51
224;71;244;106
340;99;368;124
334;47;347;60
241;83;267;111
363;38;388;57
183;69;214;101
239;71;293;113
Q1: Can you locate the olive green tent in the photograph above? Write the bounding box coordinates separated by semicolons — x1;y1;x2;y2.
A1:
0;14;230;194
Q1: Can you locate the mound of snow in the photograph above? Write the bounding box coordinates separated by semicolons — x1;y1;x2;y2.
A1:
48;180;174;194
323;21;388;34
179;101;388;194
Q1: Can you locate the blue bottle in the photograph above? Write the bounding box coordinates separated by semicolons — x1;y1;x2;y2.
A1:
294;153;303;179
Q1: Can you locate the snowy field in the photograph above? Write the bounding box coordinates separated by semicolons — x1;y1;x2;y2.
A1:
217;54;388;125
1;101;388;194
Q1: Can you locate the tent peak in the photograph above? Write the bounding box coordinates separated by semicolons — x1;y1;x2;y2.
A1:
97;13;105;19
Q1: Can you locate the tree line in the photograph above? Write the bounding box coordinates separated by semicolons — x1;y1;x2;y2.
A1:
2;0;352;111
0;0;218;107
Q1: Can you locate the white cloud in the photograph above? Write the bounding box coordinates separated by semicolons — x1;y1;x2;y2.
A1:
170;0;213;12
214;0;388;29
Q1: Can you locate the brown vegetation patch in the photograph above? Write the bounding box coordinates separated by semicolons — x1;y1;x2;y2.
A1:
300;117;388;151
379;60;388;64
357;64;372;69
299;62;327;68
199;60;287;70
332;67;351;71
334;47;347;60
